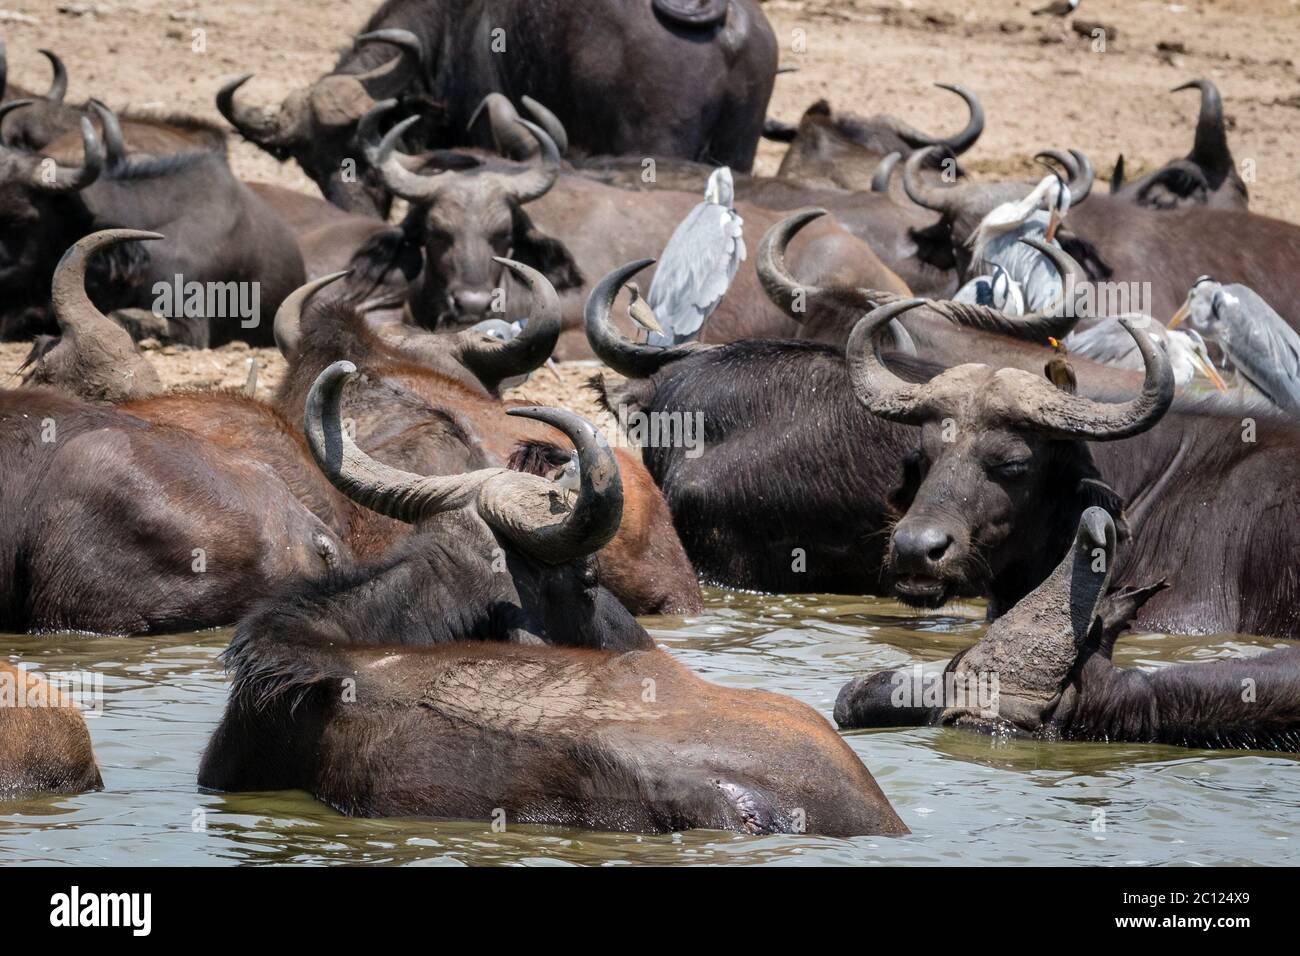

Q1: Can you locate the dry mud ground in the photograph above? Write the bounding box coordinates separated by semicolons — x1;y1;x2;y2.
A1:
2;0;1298;400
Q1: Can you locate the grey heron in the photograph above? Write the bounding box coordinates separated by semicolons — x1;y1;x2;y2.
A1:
645;166;746;346
953;265;1025;315
1170;276;1300;414
1067;313;1227;389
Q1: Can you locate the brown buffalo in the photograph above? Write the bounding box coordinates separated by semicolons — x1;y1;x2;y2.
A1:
0;662;102;798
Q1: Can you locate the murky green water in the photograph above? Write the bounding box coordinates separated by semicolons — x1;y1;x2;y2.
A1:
2;590;1297;866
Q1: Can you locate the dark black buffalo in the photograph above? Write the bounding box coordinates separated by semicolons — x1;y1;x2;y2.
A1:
581;226;1088;594
848;299;1300;641
763;84;985;190
835;508;1300;751
1109;79;1248;211
218;0;779;215
0;102;303;343
198;361;906;837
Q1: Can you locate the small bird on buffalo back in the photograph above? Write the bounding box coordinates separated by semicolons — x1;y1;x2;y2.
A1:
1045;337;1077;394
1033;0;1080;17
646;166;746;347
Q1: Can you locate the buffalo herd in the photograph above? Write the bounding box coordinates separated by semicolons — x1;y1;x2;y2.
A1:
1;1;1297;841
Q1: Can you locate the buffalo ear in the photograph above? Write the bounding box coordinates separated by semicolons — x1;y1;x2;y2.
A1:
510;206;584;291
83;230;153;313
1077;475;1131;543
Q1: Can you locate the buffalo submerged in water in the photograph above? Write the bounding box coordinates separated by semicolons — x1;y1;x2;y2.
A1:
198;362;907;837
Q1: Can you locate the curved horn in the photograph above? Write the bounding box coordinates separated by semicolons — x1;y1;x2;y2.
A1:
0;98;34;125
500;406;624;562
1068;149;1094;203
897;83;984;156
845;299;931;423
217;74;303;147
37;49;67;103
455;257;562;388
1110;154;1126;193
1173;79;1231;177
274;270;350;359
871;152;901;193
368;111;450;202
467;93;535;158
498;118;560;203
929;238;1089;340
1018;317;1174;440
306;361;622;562
901;146;958;214
520;95;569;156
1036;148;1093;204
88;99;125;170
585;259;696;377
305;360;486;523
32;117;103;192
51;229;163;336
756;208;826;319
353;29;425;87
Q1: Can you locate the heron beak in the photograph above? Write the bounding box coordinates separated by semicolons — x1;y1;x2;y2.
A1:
1168;301;1191;329
1044;209;1062;244
1191;351;1228;391
545;358;564;383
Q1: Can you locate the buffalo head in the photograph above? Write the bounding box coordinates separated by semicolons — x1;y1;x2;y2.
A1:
847;299;1173;616
217;30;427;216
304;360;642;649
0;104;106;330
361;100;581;329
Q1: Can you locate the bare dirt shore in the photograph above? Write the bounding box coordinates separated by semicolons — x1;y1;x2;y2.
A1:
3;0;1297;399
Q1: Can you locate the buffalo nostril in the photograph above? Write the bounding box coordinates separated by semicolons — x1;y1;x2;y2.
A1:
453;290;492;316
894;525;954;566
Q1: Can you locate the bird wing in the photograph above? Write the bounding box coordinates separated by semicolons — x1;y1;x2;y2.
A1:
1220;286;1300;413
1065;319;1140;368
647;203;746;344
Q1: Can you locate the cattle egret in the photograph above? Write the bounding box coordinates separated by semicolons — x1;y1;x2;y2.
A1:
646;166;746;346
968;172;1071;312
1170;277;1300;414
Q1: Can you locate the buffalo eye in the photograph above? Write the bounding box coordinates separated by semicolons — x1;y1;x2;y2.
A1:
988;459;1030;482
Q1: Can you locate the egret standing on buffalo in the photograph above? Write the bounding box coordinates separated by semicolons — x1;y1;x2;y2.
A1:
646;166;746;346
969;169;1071;313
1170;276;1300;415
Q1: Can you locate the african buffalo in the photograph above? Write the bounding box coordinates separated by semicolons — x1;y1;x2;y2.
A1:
19;229;164;404
1109;79;1248;211
849;299;1300;640
361;108;909;355
581;225;1091;594
0;385;346;634
273;266;702;614
0;662;102;798
218;0;778;216
0;103;303;344
198;362;906;838
835;508;1300;752
765;84;984;190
